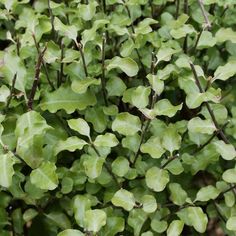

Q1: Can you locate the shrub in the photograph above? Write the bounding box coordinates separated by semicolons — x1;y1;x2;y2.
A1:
0;0;236;235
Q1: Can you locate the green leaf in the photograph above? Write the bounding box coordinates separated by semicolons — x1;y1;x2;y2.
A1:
112;156;130;177
0;85;10;104
71;78;100;94
68;118;90;138
214;60;236;81
84;209;106;233
222;168;236;183
156;47;178;64
54;137;87;155
169;183;187;206
0;153;15;188
112;112;141;136
78;1;98;21
162;127;181;154
101;217;124;236
23;209;38;222
57;229;84;236
141;195;157;213
134;18;157;35
187;207;208;233
94;133;119;147
195;185;220;202
73;195;91;227
131;86;151;109
186;92;207;109
107;56;139;77
215;28;236;44
40;85;96;114
154;99;182;117
140;136;165;159
146;74;164;95
106;77;127;97
213;140;236;160
197;31;216;49
30;162;58;190
226;216;236;231
83;154;104;179
111;189;136;211
187;117;216;134
167;220;184;236
46;212;71;230
146;167;169;192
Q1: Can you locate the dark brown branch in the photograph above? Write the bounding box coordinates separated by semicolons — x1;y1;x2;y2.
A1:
58;39;64;87
32;34;55;90
192;28;204;53
101;33;108;106
190;62;230;144
197;0;211;30
5;74;17;112
175;0;180;19
102;0;106;13
47;0;55;38
27;46;47;110
75;41;88;77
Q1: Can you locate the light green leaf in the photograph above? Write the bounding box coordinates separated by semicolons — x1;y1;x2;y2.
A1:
154;99;182;117
111;189;136;211
156;47;178;64
151;218;168;233
222;168;236;183
40;85;96;114
187;117;216;134
0;85;10;104
187;207;208;233
146;167;169;192
226;216;236;231
101;217;124;236
106;77;127;97
131;86;151;109
78;1;98;21
213;140;236;160
195;185;220;202
44;41;60;63
120;38;135;57
167;220;184;236
57;229;84;236
107;56;139;77
71;78;100;94
23;209;38;222
112;112;141;136
94;133;119;147
186;92;206;109
54;137;87;155
73;195;91;227
146;74;164;95
140;136;165;159
169;183;187;206
84;209;106;233
162;127;181;154
214;60;236;81
83;154;104;179
141;195;157;213
112;156;130;177
197;31;216;49
135;18;157;35
68;118;90;138
0;153;15;188
215;28;236;44
46;212;71;229
30;162;58;190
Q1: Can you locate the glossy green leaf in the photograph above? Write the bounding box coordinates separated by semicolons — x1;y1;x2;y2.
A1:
214;60;236;81
78;1;98;21
68;118;90;138
141;195;157;213
107;57;139;77
222;168;236;183
226;216;236;231
112;156;130;177
215;28;236;44
112;112;141;136
169;183;187;205
94;133;119;147
71;78;100;94
213;140;236;160
84;209;106;232
57;229;84;236
146;167;169;192
111;189;136;211
30;162;58;190
195;185;220;202
146;74;164;95
167;220;184;236
154;99;182;117
131;86;151;108
162;127;181;154
188;117;216;134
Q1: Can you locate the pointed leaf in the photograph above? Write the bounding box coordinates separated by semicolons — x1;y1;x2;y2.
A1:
68;118;90;137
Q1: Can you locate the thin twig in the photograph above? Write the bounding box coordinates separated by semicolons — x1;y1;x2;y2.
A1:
91;143;121;188
161;154;179;169
101;33;108;106
192;28;204;53
175;0;180;19
27;46;47;110
47;0;55;38
190;62;230;144
58;39;64;87
75;41;88;77
102;0;106;13
32;34;55;90
183;0;189;53
5;74;17;112
197;0;211;30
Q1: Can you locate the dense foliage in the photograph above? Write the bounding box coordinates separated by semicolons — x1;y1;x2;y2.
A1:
1;0;236;235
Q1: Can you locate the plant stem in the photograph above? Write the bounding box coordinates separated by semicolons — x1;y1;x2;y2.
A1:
197;0;211;30
101;33;108;106
47;0;55;38
5;74;17;112
175;0;180;19
102;0;106;13
27;46;47;110
161;154;179;169
32;34;55;90
183;0;189;53
190;62;230;144
192;28;204;53
58;39;64;86
91;143;121;188
75;41;88;77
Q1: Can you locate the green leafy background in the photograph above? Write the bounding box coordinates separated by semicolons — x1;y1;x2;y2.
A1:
0;0;236;235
